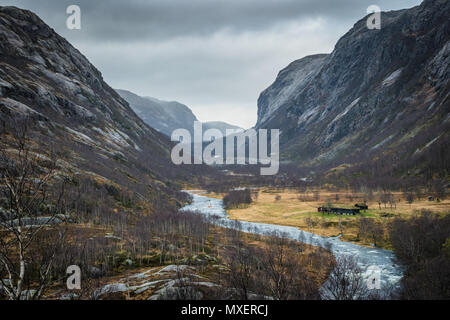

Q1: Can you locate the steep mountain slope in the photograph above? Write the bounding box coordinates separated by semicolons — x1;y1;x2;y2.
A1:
256;0;449;177
116;89;242;137
0;6;204;209
257;54;329;126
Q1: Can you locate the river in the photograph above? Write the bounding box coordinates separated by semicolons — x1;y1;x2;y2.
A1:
180;190;404;298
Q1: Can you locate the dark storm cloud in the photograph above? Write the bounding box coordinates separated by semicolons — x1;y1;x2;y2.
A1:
1;0;422;128
3;0;420;41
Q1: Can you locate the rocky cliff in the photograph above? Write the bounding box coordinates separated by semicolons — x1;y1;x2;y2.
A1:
256;0;449;176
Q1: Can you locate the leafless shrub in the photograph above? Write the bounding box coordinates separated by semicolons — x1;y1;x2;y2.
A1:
322;255;368;300
0;119;66;299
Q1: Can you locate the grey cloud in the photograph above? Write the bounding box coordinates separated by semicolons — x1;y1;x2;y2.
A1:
1;0;422;128
3;0;421;42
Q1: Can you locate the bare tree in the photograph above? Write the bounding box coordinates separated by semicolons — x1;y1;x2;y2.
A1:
322;255;368;300
0;120;65;300
305;217;313;232
358;218;384;246
259;233;319;300
223;242;259;300
414;188;423;201
313;191;320;201
334;194;340;203
403;191;415;207
389;212;450;299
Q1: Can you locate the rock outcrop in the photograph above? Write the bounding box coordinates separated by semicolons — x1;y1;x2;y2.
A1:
256;0;449;170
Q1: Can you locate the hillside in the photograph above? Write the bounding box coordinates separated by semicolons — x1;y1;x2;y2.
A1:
0;6;207;210
256;0;449;183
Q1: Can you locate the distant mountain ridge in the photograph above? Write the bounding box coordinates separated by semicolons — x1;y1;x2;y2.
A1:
116;89;197;136
116;89;242;138
202;121;242;135
256;0;449;179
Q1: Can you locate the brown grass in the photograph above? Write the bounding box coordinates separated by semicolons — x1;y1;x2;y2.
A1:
221;188;450;248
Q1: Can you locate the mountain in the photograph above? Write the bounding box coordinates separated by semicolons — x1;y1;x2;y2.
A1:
256;0;449;180
116;89;242;138
203;121;242;135
0;6;206;210
115;89;197;137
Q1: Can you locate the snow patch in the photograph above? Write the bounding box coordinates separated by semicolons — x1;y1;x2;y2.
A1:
371;135;394;149
65;127;96;146
42;69;94;96
92;126;134;149
72;104;95;120
424;136;441;149
414;136;441;155
330;97;361;124
0;78;13;89
297;105;320;125
29;53;46;66
382;69;402;87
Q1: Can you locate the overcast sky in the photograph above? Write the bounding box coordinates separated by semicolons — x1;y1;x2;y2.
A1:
3;0;421;128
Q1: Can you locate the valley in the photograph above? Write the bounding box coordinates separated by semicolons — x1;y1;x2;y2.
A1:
0;0;449;302
183;190;404;298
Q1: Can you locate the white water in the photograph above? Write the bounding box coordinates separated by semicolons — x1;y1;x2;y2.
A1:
180;191;404;297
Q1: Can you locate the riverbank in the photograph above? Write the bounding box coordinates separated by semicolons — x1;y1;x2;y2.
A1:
201;188;450;249
182;190;404;295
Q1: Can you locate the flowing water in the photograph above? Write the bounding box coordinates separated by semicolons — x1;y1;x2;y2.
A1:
180;191;404;297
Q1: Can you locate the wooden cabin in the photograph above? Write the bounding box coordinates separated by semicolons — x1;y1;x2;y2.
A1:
318;207;360;215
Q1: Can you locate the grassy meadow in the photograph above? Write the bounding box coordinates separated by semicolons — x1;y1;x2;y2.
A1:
205;188;450;249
